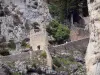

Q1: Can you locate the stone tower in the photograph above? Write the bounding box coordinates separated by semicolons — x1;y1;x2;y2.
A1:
85;0;100;75
30;23;48;51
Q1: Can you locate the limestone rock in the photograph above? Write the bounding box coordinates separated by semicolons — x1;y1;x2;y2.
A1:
0;0;51;51
85;0;100;75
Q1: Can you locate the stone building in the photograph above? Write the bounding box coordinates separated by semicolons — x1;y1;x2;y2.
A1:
30;23;48;51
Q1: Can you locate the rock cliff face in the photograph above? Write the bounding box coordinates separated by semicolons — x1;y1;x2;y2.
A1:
0;0;51;50
85;0;100;75
49;38;89;75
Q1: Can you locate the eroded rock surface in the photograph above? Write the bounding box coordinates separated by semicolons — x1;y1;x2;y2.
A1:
86;0;100;75
0;0;51;51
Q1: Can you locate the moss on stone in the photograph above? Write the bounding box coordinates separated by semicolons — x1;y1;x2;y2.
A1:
40;51;47;58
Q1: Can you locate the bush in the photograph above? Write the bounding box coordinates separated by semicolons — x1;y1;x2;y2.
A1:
47;20;70;44
21;40;27;47
21;40;30;48
32;63;37;68
53;57;61;68
0;49;10;56
48;4;59;17
40;51;47;58
48;2;66;22
33;22;39;26
11;72;22;75
8;40;16;49
48;0;83;22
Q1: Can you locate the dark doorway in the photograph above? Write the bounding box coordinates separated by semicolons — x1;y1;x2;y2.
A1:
37;45;40;50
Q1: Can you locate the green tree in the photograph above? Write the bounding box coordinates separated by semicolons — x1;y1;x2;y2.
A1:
47;20;70;44
48;0;85;22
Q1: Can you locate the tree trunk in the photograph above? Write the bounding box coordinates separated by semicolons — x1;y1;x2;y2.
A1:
71;14;74;26
85;0;100;75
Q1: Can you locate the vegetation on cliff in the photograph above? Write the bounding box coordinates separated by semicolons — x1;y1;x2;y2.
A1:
47;20;70;44
48;0;88;23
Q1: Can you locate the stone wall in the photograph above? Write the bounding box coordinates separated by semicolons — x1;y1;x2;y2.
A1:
70;26;89;41
49;38;89;57
30;30;47;51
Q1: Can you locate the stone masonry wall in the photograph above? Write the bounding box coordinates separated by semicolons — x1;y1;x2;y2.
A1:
49;38;89;57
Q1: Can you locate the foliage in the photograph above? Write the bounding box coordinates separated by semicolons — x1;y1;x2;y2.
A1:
53;57;61;68
53;57;78;72
0;37;10;56
47;20;70;44
11;72;22;75
8;40;16;49
59;57;75;65
21;40;30;48
40;51;47;58
26;44;31;48
48;4;59;17
33;22;39;26
32;63;37;68
48;3;65;22
48;0;85;22
0;49;10;56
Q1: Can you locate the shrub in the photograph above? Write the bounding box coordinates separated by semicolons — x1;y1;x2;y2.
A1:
48;2;66;22
11;72;22;75
21;40;30;48
53;57;61;68
32;63;37;68
26;44;31;48
47;20;70;44
40;51;47;58
32;22;40;29
48;4;59;17
21;40;27;47
8;40;16;49
0;49;10;56
33;22;39;26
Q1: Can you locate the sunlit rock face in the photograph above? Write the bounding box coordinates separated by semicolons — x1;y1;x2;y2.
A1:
0;0;51;50
85;0;100;75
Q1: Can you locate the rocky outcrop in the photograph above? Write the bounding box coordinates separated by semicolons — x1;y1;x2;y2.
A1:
85;0;100;75
0;0;53;71
0;50;53;75
0;0;51;50
49;38;89;75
